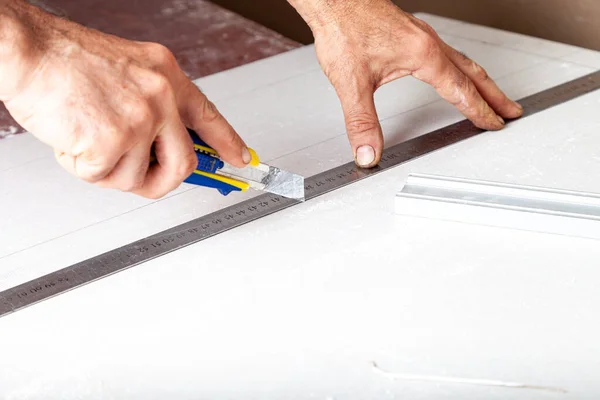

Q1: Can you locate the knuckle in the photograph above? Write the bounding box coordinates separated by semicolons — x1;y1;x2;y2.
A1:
413;32;439;62
455;73;471;94
105;129;130;152
176;151;198;179
147;72;171;97
457;50;471;62
120;177;145;192
128;103;153;130
77;163;110;183
79;173;100;184
220;127;239;149
453;82;476;110
471;62;490;81
413;18;437;37
345;111;379;136
148;43;177;67
144;190;166;200
199;98;221;123
73;148;112;183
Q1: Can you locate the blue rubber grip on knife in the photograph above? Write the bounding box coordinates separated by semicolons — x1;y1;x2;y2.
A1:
183;129;243;196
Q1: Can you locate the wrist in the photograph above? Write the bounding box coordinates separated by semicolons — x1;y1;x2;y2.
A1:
288;0;363;33
0;1;47;102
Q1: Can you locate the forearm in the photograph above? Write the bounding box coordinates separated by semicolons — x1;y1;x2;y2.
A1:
0;0;46;102
287;0;382;30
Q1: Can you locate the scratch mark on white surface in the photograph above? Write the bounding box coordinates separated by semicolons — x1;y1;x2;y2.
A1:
371;362;567;393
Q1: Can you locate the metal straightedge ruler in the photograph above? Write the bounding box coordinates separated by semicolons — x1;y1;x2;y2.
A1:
1;70;600;318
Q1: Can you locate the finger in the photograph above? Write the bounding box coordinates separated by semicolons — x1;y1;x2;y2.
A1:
61;129;127;183
440;44;523;119
132;118;196;199
336;77;384;168
54;148;117;184
54;145;121;183
54;150;77;176
177;81;250;168
406;14;523;121
412;46;505;131
95;143;151;192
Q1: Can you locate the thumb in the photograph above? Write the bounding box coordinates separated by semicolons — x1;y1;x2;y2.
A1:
336;81;384;168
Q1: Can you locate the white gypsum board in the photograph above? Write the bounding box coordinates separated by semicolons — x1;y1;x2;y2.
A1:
3;92;600;398
2;13;600;400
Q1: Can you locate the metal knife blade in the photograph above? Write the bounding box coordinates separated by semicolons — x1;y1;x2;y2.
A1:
220;162;305;201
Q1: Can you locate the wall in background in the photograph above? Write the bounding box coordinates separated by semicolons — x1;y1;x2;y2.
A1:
210;0;600;51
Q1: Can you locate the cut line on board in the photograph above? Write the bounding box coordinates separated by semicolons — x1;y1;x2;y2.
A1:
372;362;567;393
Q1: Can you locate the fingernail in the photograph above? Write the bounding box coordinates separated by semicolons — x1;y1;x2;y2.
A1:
514;101;524;111
242;147;252;164
356;145;375;167
496;115;505;126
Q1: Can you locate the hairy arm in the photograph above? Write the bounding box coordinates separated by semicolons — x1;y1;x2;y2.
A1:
0;1;45;102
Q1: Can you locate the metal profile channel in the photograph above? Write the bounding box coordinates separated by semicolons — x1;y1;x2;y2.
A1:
396;174;600;239
1;70;600;318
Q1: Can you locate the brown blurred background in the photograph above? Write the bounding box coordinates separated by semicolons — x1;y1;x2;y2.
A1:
212;0;600;50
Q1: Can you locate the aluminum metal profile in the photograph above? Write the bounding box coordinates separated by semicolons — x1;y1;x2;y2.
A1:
395;174;600;240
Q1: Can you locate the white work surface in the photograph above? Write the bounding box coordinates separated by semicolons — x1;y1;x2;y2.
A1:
1;14;600;399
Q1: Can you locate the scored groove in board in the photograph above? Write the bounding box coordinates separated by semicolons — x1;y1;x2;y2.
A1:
1;70;600;318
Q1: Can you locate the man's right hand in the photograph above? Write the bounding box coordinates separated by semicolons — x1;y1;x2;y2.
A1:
0;1;250;199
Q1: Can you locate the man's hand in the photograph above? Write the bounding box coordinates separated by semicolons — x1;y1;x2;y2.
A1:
289;0;523;167
0;1;250;198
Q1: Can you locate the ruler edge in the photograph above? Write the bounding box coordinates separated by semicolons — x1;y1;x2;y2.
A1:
1;70;599;318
